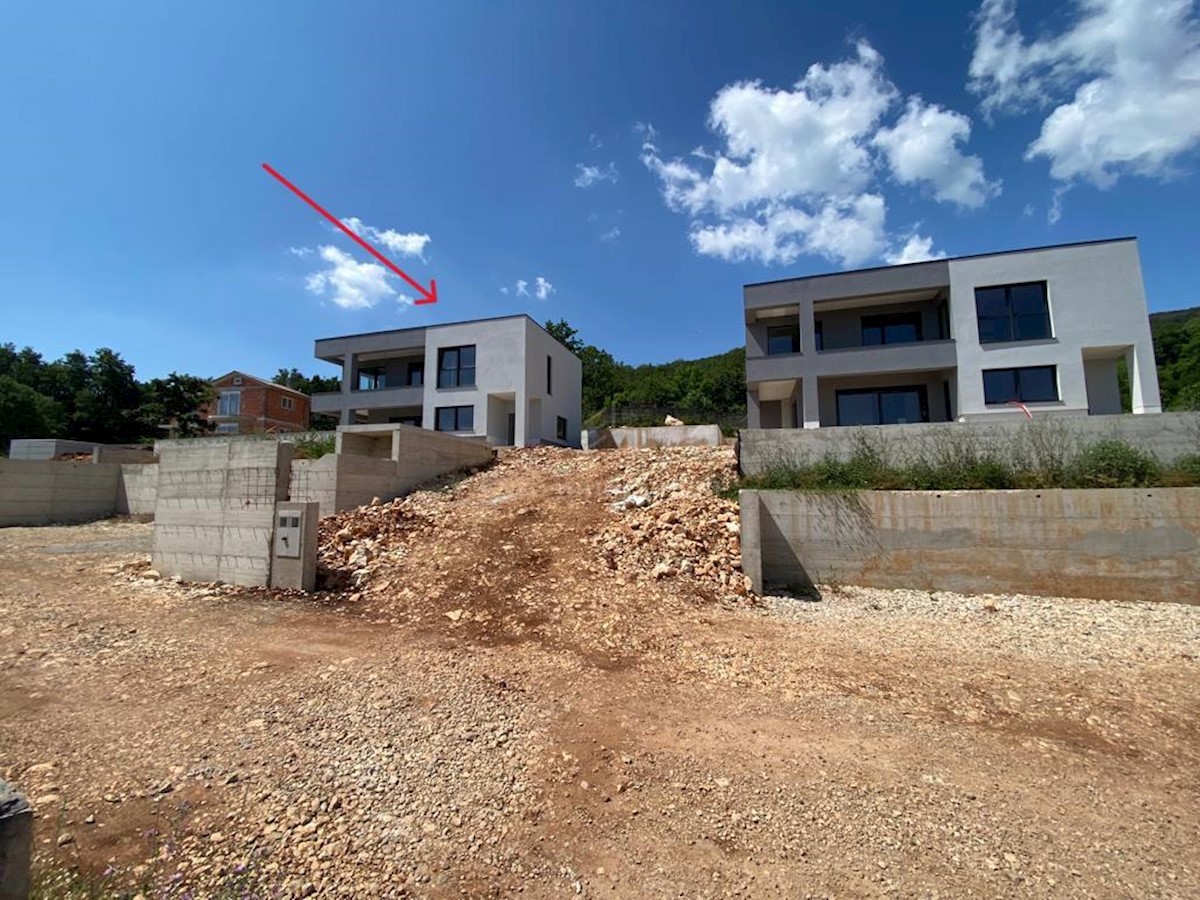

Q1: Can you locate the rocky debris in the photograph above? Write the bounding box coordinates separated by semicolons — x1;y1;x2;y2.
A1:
592;446;752;601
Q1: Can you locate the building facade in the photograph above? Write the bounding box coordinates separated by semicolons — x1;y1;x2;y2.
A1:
311;315;582;447
744;238;1163;429
207;371;311;434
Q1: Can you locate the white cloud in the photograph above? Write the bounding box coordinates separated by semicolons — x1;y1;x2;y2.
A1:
969;0;1200;187
339;216;430;260
641;41;991;267
304;246;399;310
874;97;1000;207
589;133;604;149
574;162;619;188
1022;203;1035;216
885;234;947;265
510;276;555;300
600;225;621;242
634;121;658;142
499;286;509;295
290;215;430;311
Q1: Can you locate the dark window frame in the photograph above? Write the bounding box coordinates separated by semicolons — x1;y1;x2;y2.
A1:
814;320;824;351
982;365;1059;405
974;281;1052;344
357;366;386;391
547;355;553;395
437;345;476;388
861;311;923;346
405;360;424;387
434;405;474;432
766;323;800;355
835;385;930;427
556;416;567;442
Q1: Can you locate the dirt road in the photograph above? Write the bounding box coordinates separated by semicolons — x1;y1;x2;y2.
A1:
2;447;1198;897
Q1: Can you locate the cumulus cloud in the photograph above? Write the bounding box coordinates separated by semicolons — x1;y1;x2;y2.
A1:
291;215;431;310
339;216;431;260
641;41;992;267
874;97;1000;207
304;246;398;310
574;162;619;188
600;225;622;242
969;0;1200;187
515;279;529;296
885;234;947;265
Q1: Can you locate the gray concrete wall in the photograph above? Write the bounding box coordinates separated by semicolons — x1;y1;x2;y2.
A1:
741;488;1200;604
523;318;583;447
584;425;723;450
0;459;120;526
7;438;103;460
154;433;334;455
738;413;1200;473
93;446;157;465
116;463;159;516
290;457;339;518
151;442;291;586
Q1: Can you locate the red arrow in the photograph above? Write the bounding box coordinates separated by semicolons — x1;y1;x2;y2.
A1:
263;162;438;305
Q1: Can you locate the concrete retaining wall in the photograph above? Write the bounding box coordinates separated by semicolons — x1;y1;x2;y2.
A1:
0;459;120;526
117;463;159;516
740;488;1200;604
93;446;157;465
739;413;1200;474
584;424;724;450
151;442;291;586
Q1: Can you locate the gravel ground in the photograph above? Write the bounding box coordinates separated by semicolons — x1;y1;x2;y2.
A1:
1;447;1198;898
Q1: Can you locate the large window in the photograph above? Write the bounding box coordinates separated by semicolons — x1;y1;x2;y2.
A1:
437;345;476;388
766;323;800;355
975;282;1051;343
435;405;474;432
217;390;240;417
836;386;929;426
862;312;922;346
982;366;1058;405
556;416;568;442
357;366;386;391
406;361;424;387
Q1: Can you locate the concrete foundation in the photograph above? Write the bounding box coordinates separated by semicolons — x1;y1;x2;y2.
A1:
0;459;121;526
740;488;1200;604
584;424;723;450
738;412;1200;474
116;463;159;516
151;441;292;586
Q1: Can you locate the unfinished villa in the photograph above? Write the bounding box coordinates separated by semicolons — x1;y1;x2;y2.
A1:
743;238;1163;429
311;314;582;447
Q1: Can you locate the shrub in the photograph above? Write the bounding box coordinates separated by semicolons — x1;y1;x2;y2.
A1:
292;434;336;460
1162;452;1200;487
1065;439;1161;488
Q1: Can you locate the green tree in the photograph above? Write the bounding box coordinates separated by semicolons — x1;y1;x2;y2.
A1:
140;373;215;438
0;375;64;452
273;368;340;429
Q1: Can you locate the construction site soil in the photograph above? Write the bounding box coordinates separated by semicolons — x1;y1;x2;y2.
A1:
1;446;1197;898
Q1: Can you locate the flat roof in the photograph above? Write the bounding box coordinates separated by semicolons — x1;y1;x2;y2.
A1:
314;313;555;345
744;236;1138;289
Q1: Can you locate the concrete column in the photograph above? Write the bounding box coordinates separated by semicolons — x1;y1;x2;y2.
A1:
801;376;820;429
339;407;353;426
1128;344;1163;415
342;353;356;395
798;298;816;355
747;390;761;429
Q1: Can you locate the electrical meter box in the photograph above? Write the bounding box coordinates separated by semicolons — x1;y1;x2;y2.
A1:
270;501;319;591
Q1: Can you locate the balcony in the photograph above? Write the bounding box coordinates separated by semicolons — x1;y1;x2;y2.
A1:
311;384;424;413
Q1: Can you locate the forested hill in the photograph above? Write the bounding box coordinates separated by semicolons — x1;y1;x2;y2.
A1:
1149;306;1200;410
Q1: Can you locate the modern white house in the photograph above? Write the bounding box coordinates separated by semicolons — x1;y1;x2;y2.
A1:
743;238;1163;428
311;315;582;447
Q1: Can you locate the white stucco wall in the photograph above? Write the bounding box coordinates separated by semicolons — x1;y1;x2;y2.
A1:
522;319;583;448
947;240;1161;420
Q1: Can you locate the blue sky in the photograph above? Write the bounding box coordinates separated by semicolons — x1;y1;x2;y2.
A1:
2;0;1198;381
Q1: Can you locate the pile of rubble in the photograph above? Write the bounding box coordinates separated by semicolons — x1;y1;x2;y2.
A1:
592;446;752;601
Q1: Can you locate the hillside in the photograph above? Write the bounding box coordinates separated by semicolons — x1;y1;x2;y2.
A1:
1150;306;1200;410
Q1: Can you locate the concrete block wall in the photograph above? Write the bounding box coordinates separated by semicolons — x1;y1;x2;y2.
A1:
7;438;103;460
116;463;159;516
393;426;493;492
584;424;723;450
290;457;339;518
93;446;157;465
0;459;120;526
741;488;1200;604
151;442;292;586
739;412;1200;474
